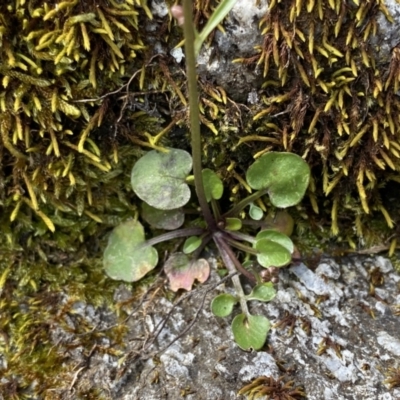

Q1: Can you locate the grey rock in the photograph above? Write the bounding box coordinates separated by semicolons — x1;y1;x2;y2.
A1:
108;255;400;399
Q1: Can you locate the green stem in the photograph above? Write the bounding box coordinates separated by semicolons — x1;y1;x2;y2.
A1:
213;233;252;315
210;198;221;220
223;188;269;218
223;237;258;255
182;0;216;231
226;231;256;244
142;227;205;247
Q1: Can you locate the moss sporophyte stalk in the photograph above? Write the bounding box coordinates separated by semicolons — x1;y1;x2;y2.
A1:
103;0;311;351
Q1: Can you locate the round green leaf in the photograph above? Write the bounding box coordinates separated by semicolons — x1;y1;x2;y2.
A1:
211;293;238;317
255;238;292;268
249;203;263;220
131;148;193;210
246;282;277;302
141;203;184;230
246;152;310;208
183;236;202;254
225;217;242;231
256;230;294;253
202;168;224;202
103;220;158;282
232;313;271;350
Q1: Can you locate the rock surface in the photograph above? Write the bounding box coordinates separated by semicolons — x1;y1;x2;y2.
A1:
38;254;398;399
196;0;269;102
112;255;400;400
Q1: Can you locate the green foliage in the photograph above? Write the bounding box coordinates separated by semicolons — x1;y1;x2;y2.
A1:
183;236;202;254
131;148;193;210
231;314;271;351
255;238;292;268
103;0;310;350
211;293;238;317
256;230;294;254
249;203;264;220
246;282;276;302
104;219;158;282
246;152;310;208
141;203;185;230
225;217;242;231
105;145;309;349
202;168;224;202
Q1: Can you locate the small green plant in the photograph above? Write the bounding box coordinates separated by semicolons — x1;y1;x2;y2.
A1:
103;0;311;350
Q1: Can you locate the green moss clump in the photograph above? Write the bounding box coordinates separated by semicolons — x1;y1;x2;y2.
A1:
227;0;400;245
1;0;400;394
0;0;180;395
0;0;185;243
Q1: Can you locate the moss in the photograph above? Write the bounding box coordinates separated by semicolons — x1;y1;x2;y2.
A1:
1;0;400;395
231;0;400;241
0;242;167;397
0;0;181;242
1;1;399;246
238;375;306;399
0;1;176;395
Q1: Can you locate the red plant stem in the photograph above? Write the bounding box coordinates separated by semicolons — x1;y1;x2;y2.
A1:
213;232;256;283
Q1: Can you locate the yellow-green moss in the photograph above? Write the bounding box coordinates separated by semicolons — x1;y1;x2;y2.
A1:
0;0;183;240
1;0;400;395
232;0;400;242
0;0;179;396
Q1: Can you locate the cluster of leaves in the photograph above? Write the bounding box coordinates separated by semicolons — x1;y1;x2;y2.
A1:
102;0;308;352
104;147;310;350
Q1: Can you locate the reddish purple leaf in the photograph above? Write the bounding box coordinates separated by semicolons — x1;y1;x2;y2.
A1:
164;253;210;291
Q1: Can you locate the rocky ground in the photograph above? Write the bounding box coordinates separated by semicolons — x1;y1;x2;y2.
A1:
26;254;399;400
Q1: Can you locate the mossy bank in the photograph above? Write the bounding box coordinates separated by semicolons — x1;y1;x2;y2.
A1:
1;0;400;397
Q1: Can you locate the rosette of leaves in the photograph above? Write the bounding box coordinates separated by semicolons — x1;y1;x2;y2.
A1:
104;0;311;352
104;147;310;350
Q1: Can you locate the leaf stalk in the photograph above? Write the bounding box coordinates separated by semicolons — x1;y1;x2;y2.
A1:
223;188;269;218
213;233;251;315
143;227;205;247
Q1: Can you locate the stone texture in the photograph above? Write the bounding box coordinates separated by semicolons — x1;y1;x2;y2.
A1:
3;254;397;399
196;0;269;102
87;255;400;399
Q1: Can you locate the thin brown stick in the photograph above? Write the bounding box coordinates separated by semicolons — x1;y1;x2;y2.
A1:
73;54;161;103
